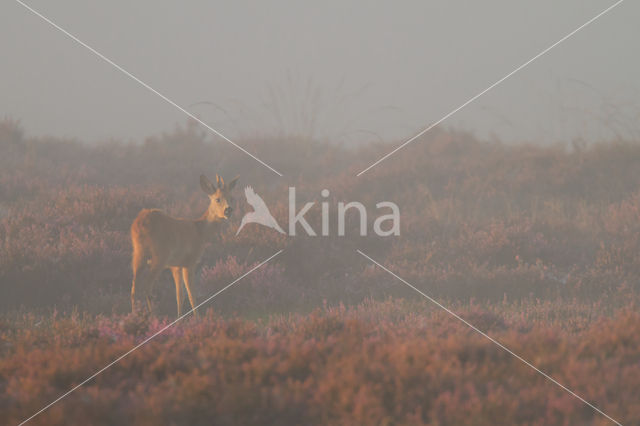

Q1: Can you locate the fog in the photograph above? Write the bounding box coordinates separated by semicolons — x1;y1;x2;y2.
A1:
3;3;640;424
1;0;638;145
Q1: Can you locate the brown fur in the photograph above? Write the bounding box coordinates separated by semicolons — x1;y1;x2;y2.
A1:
131;174;238;316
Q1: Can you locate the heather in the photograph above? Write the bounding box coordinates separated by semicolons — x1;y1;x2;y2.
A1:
2;300;639;425
1;118;640;424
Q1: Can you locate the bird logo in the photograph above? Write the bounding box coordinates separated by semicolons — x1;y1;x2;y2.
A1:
236;186;285;235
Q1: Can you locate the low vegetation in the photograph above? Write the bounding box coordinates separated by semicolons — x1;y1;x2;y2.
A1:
2;299;638;425
1;118;639;424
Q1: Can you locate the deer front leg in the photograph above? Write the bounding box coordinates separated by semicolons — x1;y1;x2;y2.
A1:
182;267;198;316
171;267;183;317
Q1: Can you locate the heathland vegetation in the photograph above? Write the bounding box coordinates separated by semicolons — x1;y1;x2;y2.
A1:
1;118;639;424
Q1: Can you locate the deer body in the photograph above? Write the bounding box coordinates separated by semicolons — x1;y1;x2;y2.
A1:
130;174;238;316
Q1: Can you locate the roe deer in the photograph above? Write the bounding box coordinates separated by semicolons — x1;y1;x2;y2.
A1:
131;174;238;316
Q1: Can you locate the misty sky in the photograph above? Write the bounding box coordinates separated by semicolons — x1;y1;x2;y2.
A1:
1;0;638;145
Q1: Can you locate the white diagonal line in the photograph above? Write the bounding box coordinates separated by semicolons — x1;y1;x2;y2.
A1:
356;249;622;426
14;0;283;177
356;0;624;176
19;249;284;426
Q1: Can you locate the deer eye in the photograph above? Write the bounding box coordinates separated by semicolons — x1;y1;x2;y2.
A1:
216;198;221;203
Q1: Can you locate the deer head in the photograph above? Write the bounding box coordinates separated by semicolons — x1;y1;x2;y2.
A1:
200;174;239;221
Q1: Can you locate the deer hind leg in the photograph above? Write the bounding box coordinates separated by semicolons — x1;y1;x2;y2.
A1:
182;267;198;316
141;263;163;315
131;245;147;313
171;267;183;317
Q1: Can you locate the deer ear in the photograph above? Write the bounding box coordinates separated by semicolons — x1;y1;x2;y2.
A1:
227;175;239;191
200;174;215;194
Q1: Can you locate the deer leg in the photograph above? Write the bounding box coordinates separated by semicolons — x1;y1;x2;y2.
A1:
131;276;138;314
182;267;198;316
131;250;147;313
132;268;150;313
131;285;136;313
131;264;150;313
171;267;183;318
142;265;163;315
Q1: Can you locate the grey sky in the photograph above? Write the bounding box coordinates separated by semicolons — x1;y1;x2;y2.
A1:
1;1;638;145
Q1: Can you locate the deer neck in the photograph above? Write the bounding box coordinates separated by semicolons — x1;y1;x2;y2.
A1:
196;209;225;236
